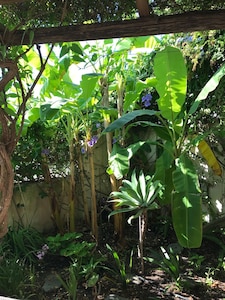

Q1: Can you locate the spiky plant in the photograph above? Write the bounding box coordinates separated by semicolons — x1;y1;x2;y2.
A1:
109;170;164;273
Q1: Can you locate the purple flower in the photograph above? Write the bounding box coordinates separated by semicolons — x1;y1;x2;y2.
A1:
112;137;118;144
36;250;45;260
81;146;86;154
96;123;101;129
87;135;98;147
36;244;49;260
142;93;152;108
42;244;49;251
41;149;50;156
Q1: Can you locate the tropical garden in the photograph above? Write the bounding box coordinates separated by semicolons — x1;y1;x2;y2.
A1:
1;24;225;299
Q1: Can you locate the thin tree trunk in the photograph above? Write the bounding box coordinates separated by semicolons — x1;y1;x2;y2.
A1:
77;146;90;227
138;209;148;273
69;139;76;232
41;152;64;234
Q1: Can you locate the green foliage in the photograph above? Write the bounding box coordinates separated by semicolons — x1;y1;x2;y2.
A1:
46;232;85;255
172;154;202;248
107;141;147;179
105;244;133;288
0;225;45;264
0;258;36;299
145;245;181;285
109;170;163;272
109;170;163;222
57;263;78;300
104;45;225;248
154;46;187;122
188;253;205;272
58;254;103;300
48;233;104;299
13;119;69;181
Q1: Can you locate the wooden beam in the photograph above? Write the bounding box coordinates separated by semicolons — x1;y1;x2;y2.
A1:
1;10;225;46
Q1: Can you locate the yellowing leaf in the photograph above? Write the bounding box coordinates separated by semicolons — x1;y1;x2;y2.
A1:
198;140;222;176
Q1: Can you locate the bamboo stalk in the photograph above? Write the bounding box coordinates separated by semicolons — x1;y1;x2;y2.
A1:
101;75;124;242
88;146;98;241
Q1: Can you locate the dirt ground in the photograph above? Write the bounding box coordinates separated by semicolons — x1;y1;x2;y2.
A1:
34;219;225;300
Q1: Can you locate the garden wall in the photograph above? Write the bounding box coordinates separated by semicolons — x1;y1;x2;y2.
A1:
7;134;225;233
8;136;111;233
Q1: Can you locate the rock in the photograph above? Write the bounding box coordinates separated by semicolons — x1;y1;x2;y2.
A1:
105;294;128;300
42;273;62;293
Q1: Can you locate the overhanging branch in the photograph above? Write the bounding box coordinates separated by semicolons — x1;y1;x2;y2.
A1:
1;10;225;46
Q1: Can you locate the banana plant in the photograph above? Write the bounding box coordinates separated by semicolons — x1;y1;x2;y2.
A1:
104;46;225;248
109;170;163;273
38;65;101;237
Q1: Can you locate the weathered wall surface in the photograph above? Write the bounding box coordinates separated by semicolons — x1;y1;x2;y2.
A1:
8;133;225;233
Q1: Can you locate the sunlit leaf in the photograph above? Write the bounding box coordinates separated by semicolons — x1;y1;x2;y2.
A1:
154;46;187;122
107;143;129;179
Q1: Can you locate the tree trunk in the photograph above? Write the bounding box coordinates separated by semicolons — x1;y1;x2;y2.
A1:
0;144;14;238
0;46;53;238
138;209;148;273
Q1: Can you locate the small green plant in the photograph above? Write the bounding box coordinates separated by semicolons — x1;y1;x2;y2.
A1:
47;232;103;299
218;249;225;271
45;232;98;262
145;245;181;286
46;232;83;255
57;255;104;299
205;267;218;287
105;244;133;288
0;258;36;299
57;262;78;300
109;170;163;273
188;253;205;272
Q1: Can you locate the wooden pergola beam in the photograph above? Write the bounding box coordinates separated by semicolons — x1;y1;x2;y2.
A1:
1;9;225;46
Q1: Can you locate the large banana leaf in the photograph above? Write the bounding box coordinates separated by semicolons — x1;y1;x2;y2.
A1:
154;142;174;205
154;46;187;123
103;109;157;133
172;154;202;248
107;141;146;179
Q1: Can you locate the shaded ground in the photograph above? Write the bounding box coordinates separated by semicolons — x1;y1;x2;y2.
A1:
34;220;225;300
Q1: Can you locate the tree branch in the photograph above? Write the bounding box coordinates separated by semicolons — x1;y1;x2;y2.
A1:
0;60;18;91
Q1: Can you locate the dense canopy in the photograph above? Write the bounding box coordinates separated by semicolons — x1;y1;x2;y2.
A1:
0;0;225;29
